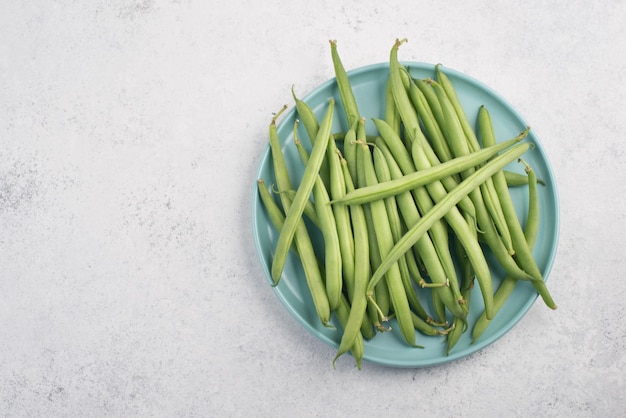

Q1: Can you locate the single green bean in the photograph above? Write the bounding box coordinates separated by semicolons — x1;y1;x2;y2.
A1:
332;137;520;206
472;159;541;342
312;154;343;311
267;107;331;326
413;77;445;132
330;39;360;128
257;178;290;239
291;86;319;146
342;119;359;193
333;153;373;365
480;109;557;309
356;135;391;327
435;64;481;153
445;235;476;355
327;140;356;302
384;76;402;137
292;89;331;188
333;293;365;370
340;155;376;340
271;99;335;284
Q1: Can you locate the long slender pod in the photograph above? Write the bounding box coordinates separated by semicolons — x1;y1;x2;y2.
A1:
478;107;557;309
271;99;335;284
267;108;332;326
472;159;542;341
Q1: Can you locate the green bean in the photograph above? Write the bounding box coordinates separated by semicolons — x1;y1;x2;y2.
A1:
312;152;343;311
333;293;365;370
327;140;356;302
330;39;360;128
342;119;359;193
332;137;521;206
354;134;390;328
479;108;557;309
473;104;517;253
445;236;475;355
333;155;373;366
413;77;445;132
267;107;331;327
407;75;455;164
340;155;376;340
271;99;335;284
359;140;418;347
294;126;311;165
367;142;533;320
291;86;319;146
384;76;402;137
472;158;541;342
273;187;319;229
435;64;481;153
504;170;546;187
257;178;290;237
431;287;448;325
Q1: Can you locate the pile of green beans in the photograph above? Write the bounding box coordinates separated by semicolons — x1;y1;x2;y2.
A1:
257;39;556;369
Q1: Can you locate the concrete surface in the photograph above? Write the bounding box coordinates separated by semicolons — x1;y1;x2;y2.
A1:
1;1;624;416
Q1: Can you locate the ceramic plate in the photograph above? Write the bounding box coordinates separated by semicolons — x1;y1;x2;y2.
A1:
251;62;559;368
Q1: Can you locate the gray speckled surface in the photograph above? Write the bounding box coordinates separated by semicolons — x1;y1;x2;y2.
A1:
1;1;625;416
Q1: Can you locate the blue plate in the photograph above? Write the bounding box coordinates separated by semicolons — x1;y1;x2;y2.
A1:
251;62;559;368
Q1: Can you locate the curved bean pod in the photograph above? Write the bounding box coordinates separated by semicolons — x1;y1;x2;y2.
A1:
472;159;541;342
267;107;331;326
271;99;335;284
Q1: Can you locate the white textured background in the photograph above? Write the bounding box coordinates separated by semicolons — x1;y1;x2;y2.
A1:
1;1;624;416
